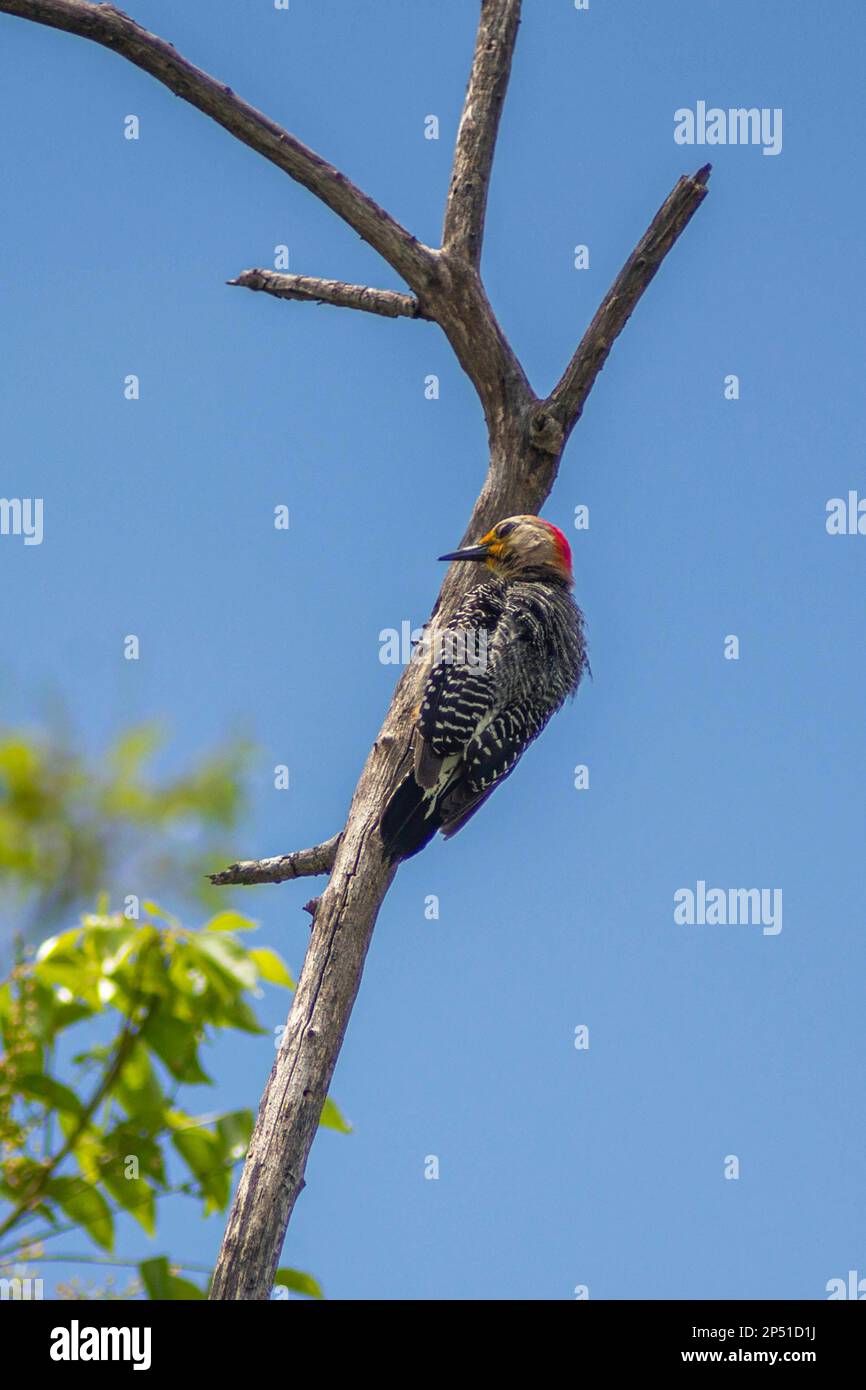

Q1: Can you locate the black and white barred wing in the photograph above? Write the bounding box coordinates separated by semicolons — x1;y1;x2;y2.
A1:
437;692;554;837
414;582;505;786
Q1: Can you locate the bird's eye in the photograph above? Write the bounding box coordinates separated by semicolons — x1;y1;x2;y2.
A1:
497;522;516;539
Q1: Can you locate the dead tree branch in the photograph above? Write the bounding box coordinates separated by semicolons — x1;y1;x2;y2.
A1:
548;163;711;438
0;0;710;1299
228;270;429;320
442;0;522;265
208;835;341;887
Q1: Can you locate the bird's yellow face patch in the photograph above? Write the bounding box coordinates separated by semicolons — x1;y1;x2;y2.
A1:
478;528;503;563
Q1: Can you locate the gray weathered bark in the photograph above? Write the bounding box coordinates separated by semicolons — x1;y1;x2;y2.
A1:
209;835;341;888
0;0;710;1299
227;271;430;320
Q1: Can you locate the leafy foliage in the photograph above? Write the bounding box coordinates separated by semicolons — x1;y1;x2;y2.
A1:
0;904;345;1298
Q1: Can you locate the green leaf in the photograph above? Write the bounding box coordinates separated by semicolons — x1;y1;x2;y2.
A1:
142;902;181;928
102;1168;157;1236
216;1109;254;1163
29;978;82;1043
319;1096;352;1134
90;927;139;976
141;1009;211;1085
248;947;295;989
33;956;103;1010
48;999;93;1033
139;1256;206;1301
192;933;258;990
102;1123;167;1189
110;724;162;776
208;994;264;1034
203;910;256;933
273;1267;325;1300
170;1126;229;1212
48;1176;114;1252
67;1130;104;1187
170;1124;220;1175
112;1040;166;1123
17;1073;85;1119
35;927;84;962
138;1255;171;1300
165;1272;206;1300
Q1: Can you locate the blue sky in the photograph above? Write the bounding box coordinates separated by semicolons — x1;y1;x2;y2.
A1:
1;0;864;1299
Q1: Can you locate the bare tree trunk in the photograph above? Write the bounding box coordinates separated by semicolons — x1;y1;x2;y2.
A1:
0;0;710;1299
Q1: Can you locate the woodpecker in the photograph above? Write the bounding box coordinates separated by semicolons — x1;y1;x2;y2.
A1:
380;514;588;862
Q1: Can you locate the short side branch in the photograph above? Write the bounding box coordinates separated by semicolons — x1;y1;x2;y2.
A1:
547;163;712;436
228;270;429;321
0;0;435;290
209;835;340;887
442;0;522;266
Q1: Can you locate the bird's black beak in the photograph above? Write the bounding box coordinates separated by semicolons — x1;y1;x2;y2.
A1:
438;542;491;563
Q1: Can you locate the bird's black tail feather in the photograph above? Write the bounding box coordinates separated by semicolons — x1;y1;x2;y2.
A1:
380;772;442;862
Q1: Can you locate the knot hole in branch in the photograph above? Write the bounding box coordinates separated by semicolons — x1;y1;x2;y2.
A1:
528;409;564;456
